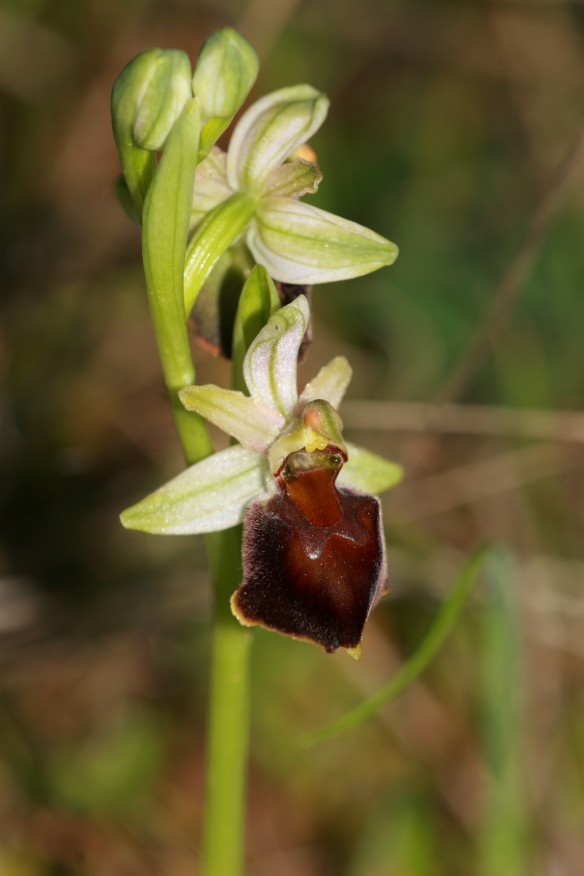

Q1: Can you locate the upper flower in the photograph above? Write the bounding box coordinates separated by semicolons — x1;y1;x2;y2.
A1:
188;85;399;289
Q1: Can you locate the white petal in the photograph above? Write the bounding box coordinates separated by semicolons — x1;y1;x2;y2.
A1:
337;442;403;496
191;147;232;226
298;356;352;411
248;197;398;284
243;295;309;417
226;84;329;193
120;446;269;534
179;384;285;450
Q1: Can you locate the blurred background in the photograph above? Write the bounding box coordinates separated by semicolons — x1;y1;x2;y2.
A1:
1;0;584;873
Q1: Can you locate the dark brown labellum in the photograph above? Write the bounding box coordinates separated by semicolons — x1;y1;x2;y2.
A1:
232;447;386;653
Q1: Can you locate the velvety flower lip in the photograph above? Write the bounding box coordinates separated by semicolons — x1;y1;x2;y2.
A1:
120;293;402;655
232;447;387;656
189;86;398;285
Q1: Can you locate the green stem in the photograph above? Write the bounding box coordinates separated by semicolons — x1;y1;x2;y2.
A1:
202;528;252;876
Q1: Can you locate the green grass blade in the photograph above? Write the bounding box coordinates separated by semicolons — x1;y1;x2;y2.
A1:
303;546;492;746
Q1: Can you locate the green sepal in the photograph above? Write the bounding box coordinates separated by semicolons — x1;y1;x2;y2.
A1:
192;28;259;160
232;265;281;393
120;445;268;535
337;441;403;495
250;197;399;285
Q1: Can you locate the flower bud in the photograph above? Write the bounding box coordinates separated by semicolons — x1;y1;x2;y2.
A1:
192;28;259;158
130;49;192;150
111;48;192;212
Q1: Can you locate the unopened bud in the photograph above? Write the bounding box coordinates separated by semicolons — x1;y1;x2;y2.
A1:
111;48;192;213
192;28;259;158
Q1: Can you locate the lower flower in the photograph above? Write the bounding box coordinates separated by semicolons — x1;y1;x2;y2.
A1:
120;292;403;657
233;446;387;656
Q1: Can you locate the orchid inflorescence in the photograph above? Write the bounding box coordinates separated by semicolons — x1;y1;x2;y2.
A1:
112;28;401;657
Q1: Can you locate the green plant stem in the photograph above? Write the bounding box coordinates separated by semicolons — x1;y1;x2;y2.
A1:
165;394;251;876
202;528;252;876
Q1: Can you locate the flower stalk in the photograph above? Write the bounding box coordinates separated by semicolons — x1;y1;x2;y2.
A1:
203;528;251;876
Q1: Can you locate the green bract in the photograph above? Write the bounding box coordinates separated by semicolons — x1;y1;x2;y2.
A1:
120;292;402;536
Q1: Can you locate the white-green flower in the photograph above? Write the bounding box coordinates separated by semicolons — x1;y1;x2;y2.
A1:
121;292;402;655
186;84;398;303
121;294;401;537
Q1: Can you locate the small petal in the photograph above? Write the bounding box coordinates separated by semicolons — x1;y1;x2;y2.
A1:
265;158;322;199
248;197;398;284
179;384;285;451
191;147;232;227
337;442;403;495
227;84;329;193
243;294;309;417
120;446;268;535
298;356;352;411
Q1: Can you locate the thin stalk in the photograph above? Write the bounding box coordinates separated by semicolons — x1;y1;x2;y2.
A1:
202;528;252;876
159;371;251;876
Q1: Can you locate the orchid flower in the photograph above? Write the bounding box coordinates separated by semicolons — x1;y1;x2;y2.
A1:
184;85;398;313
121;293;402;656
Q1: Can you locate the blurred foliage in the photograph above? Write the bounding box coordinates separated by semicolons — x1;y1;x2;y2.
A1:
1;0;584;874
